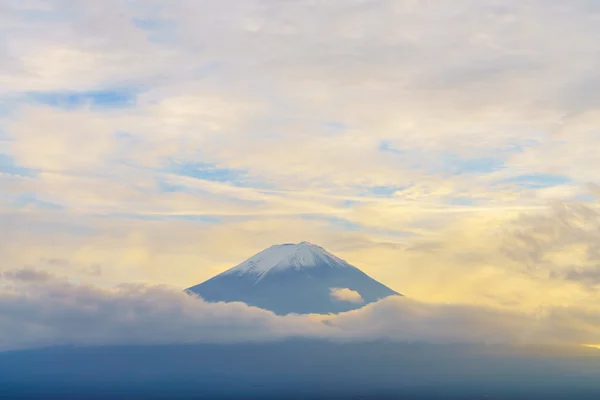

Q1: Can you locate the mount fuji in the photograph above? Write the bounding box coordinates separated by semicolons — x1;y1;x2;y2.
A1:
186;242;400;315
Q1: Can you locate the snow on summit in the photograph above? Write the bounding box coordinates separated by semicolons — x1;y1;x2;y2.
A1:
223;241;353;278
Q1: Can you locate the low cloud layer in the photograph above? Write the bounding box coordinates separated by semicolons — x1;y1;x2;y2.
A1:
2;270;600;352
0;272;323;351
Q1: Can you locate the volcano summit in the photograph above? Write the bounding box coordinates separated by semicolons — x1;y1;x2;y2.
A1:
186;242;400;315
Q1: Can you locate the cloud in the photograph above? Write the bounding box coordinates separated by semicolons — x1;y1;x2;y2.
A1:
330;288;364;304
0;272;325;351
4;0;600;193
563;265;600;285
500;201;600;281
2;272;600;351
2;268;53;282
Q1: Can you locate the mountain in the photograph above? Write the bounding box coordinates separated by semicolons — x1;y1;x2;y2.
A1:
186;242;400;315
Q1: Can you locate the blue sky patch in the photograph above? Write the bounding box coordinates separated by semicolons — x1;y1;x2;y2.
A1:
115;131;134;140
169;162;248;185
132;18;178;43
165;160;275;190
439;154;505;175
29;89;137;110
300;215;362;231
104;212;221;223
499;173;573;189
0;99;14;116
168;214;222;223
156;179;189;193
378;140;405;155
379;144;507;176
342;200;358;208
0;154;37;177
324;216;361;231
15;194;64;210
365;185;403;197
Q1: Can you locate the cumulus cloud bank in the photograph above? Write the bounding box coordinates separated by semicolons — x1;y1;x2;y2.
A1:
2;270;600;352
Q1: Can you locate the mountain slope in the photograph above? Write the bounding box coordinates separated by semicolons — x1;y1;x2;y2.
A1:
186;242;400;315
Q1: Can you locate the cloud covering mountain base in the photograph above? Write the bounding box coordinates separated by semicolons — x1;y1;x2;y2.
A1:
2;270;600;352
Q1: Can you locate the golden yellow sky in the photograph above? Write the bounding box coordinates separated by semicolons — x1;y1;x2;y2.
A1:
1;0;600;331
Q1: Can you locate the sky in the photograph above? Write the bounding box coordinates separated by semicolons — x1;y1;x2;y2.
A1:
2;0;600;351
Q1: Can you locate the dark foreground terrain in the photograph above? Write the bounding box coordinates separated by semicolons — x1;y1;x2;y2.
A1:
1;340;599;399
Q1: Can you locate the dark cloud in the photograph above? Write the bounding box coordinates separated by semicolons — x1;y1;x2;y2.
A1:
87;263;102;276
42;258;70;266
2;268;54;282
562;265;600;285
500;200;600;278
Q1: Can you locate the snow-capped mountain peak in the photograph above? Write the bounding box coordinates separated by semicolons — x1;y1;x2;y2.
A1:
186;242;400;315
222;241;352;278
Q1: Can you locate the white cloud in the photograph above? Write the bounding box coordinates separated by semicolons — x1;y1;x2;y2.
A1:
0;271;325;351
2;271;600;351
3;0;600;189
330;287;364;304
